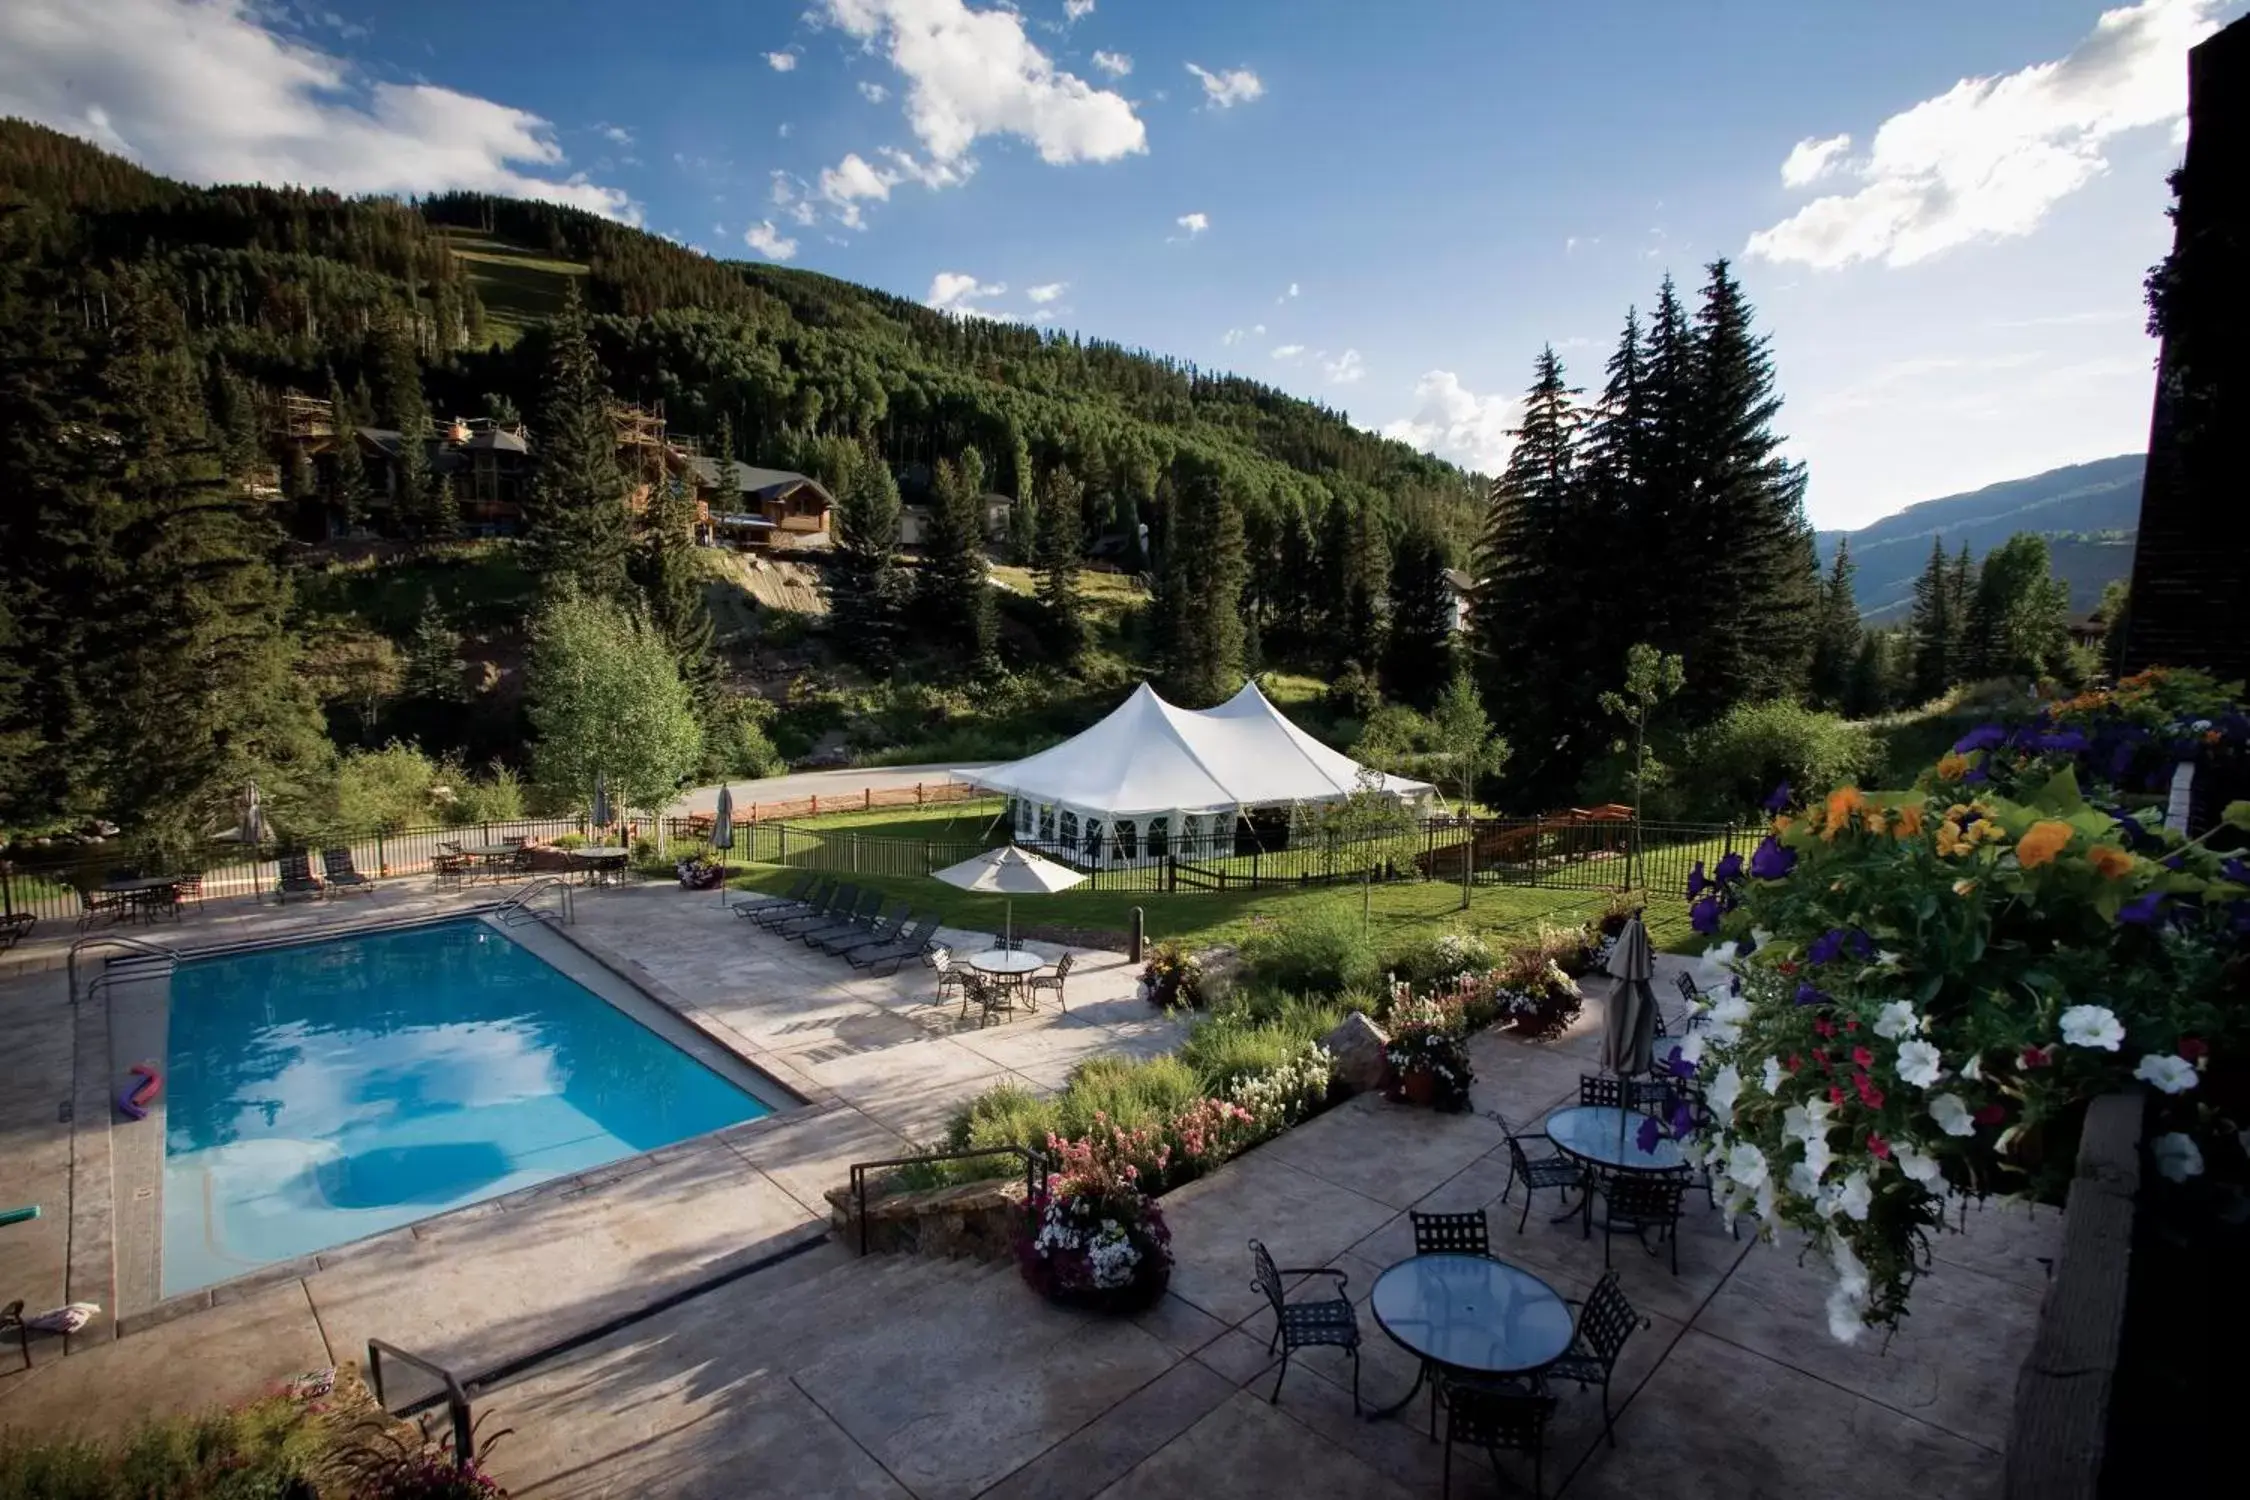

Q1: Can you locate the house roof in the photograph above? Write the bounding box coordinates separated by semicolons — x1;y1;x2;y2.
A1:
463;427;529;454
1443;568;1475;593
690;459;836;507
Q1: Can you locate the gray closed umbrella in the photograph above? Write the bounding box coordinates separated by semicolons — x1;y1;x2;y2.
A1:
711;786;734;906
237;782;264;847
1599;916;1658;1077
591;771;611;833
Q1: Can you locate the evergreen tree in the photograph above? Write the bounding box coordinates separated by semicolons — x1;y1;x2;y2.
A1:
831;448;903;668
402;591;462;706
1009;483;1040;566
1963;532;2071;681
1806;538;1862;709
1342;502;1391;678
428;473;461;542
207;359;259;481
1908;539;1957;702
632;471;718;707
1382;519;1456;710
919;454;994;665
712;410;736;465
1637;279;1697;661
1033;462;1087;660
523;280;631;602
1582;309;1650;685
1274;500;1318;661
1315;492;1357;669
325;369;369;529
1163;464;1248;706
1677;259;1817;716
394;401;435;535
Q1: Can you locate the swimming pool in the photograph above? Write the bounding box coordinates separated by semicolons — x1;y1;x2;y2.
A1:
161;918;772;1297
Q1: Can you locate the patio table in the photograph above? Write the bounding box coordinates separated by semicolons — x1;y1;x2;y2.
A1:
968;947;1044;1010
461;844;523;886
1365;1252;1576;1423
569;846;631;887
1545;1104;1687;1235
101;874;185;925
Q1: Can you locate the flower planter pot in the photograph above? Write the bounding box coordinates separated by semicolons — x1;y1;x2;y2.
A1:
1041;1258;1170;1315
1399;1070;1439;1107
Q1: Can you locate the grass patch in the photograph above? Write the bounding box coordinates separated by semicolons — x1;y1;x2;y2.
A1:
293;539;535;637
441;229;589;348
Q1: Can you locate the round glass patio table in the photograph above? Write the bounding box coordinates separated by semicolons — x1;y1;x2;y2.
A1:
1544;1105;1685;1173
1365;1254;1576;1419
967;949;1043;977
569;846;630;885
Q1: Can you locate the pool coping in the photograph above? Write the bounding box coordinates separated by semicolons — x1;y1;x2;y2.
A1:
81;907;841;1341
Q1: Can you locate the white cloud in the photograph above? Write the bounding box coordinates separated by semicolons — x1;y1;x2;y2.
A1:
926;270;1007;311
1064;0;1095;20
1174;210;1209;238
878;144;971;189
1091;50;1132;77
1779;132;1852;187
818;151;900;228
1221;328;1247;346
0;0;637;220
860;80;890;102
1748;0;2222;270
766;50;798;71
1186;62;1264;108
1324;349;1365;384
1271;344;1305;360
598;123;634;145
1381;370;1521;475
745;220;799;261
816;0;1146;171
1278;280;1300;303
1026;281;1067;303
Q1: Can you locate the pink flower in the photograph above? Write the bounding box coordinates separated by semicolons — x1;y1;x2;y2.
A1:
1851;1046;1874;1068
2179;1037;2208;1062
1867;1133;1891;1160
1974;1103;2006;1126
2019;1045;2052;1070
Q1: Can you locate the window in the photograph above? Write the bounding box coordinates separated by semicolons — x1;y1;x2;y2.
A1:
1059;810;1078;845
1084;818;1104;861
1014;799;1033;836
1114;819;1138;860
1038;803;1056;841
1146;816;1169;858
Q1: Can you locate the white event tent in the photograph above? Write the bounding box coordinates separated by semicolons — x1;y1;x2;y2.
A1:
959;681;1435;869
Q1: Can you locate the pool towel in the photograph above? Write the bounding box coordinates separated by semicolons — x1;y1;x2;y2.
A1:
24;1302;100;1334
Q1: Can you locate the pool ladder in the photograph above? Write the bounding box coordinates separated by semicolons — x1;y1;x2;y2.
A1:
67;934;179;1006
494;877;574;929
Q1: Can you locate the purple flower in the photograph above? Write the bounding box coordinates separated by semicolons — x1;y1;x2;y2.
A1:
1748;835;1796;881
2107;806;2160;851
1714;851;1745;884
1953;725;2008;754
1636;1117;1663;1154
1964;766;1990;785
1664;1046;1696;1080
1795;981;1830;1006
2221;857;2249;884
1807;928;1847;966
2117;890;2165;926
1686;861;1709;899
1669;1098;1696;1137
1763;782;1793;813
1690;894;1722;935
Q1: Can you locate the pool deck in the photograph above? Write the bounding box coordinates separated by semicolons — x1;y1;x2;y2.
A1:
0;877;1181;1434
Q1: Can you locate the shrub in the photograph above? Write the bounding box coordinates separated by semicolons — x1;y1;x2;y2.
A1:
447;760;527;825
1678;700;1880;819
1241;903;1380;997
1058;1054;1205;1142
0;1395;341;1500
1381;929;1495;990
1137;940;1205;1009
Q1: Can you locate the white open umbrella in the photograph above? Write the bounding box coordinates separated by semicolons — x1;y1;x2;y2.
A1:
712;786;735;906
930;844;1086;948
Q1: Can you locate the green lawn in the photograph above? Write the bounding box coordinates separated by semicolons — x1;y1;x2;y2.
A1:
439;230;591;348
293;540;535;636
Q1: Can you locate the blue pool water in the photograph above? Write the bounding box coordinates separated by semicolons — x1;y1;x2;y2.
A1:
162;919;770;1296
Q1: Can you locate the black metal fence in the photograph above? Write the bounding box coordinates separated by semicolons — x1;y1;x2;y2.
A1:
667;813;1754;903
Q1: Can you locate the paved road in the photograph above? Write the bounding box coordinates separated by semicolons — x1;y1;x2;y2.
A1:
666;763;996;818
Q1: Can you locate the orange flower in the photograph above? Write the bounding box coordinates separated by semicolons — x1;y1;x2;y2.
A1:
1772;813;1794;835
2015;821;2074;869
1935;753;1971;782
1824;787;1864;839
1891;804;1924;838
2087;844;2134;879
1861;806;1888;836
1935;820;1967;858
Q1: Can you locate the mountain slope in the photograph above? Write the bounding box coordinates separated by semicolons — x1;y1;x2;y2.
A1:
1818;455;2144;622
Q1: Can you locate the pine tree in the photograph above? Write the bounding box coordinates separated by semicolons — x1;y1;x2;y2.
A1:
1274;500;1317;661
394;401;435;535
1908;538;1956;701
429;473;461;542
207;359;258;481
831;448;903;668
1033;462;1087;660
325;369;369;529
1582;310;1650;687
1342;502;1391;678
633;471;717;707
1381;519;1455;710
1163;464;1248;706
402;591;462;705
1677;259;1817;716
712;410;736;465
1637;278;1696;663
523;280;631;602
1964;532;2070;681
919;454;994;665
1806;538;1862;709
1316;492;1357;669
1009;483;1040;566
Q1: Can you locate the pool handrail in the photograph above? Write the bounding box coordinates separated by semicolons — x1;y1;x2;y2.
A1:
67;934;179;1006
494;877;574;928
367;1338;477;1470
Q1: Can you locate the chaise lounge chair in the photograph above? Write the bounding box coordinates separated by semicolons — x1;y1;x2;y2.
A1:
797;888;882;948
275;847;326;903
732;870;815;920
850;912;942;977
770;881;855;937
321;847;378;896
748;876;834;930
813;898;909;956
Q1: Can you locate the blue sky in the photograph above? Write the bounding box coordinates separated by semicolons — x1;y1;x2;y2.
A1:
3;0;2238;528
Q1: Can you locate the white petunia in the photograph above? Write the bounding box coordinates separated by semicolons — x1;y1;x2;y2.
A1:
1895;1039;1944;1089
1755;1177;1779;1232
1800;1132;1835;1184
1787;1161;1821;1198
1750;927;1774;951
2133;1053;2199;1095
1872;1001;1921;1040
1710;993;1751;1027
1672;1030;1707;1066
1762;1055;1784;1094
1783;1098;1834;1142
1826;1282;1867;1343
1834;1171;1873;1221
2059;1004;2124;1051
1875;948;1902;967
1725;1141;1769;1189
1928;1092;1976;1137
1832;1237;1870;1297
1706;941;1739;968
2151;1132;2204;1183
1960;1051;1983;1082
1708;1064;1743;1124
1894;1144;1944;1187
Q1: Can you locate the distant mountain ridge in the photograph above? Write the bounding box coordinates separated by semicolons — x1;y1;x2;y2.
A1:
1817;455;2143;625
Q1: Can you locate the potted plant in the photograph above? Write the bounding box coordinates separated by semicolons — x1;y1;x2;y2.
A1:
673;850;723;890
1138;940;1205;1009
1019;1119;1174;1313
1385;1017;1475;1111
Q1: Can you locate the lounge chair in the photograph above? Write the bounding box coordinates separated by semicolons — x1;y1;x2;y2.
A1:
850;912;941;976
321;847;377;895
797;888;882;947
771;882;857;937
732;871;814;919
1;913;35;954
749;875;834;930
814;898;908;956
276;848;325;903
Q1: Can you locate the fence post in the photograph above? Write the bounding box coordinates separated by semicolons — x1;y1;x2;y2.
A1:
377;832;387;879
1166;855;1177;893
865;788;873;811
811;794;819;817
917;782;925;806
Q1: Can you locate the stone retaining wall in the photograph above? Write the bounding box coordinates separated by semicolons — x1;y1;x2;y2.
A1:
825;1177;1028;1261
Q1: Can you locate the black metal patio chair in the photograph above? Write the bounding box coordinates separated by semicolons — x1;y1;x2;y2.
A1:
797;887;881;948
1498;1131;1584;1233
1545;1269;1650;1449
772;882;855;936
932;948;970;1010
1579;1074;1624;1109
1025;951;1074;1013
847;912;942;977
1248;1238;1359;1412
275;847;325;903
817;898;909;956
1436;1371;1556;1500
1410;1208;1492;1258
1596;1169;1690;1274
0;912;33;954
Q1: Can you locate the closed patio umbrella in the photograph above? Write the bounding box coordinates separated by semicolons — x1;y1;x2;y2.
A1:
930;844;1086;949
591;771;611;834
237;782;264;847
1599;915;1658;1078
711;786;734;906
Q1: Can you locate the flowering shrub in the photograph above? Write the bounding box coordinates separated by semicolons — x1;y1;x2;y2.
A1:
1682;741;2250;1341
674;851;724;889
1383;930;1496;989
1020;1115;1174;1309
1385;1011;1476;1111
1139;940;1206;1009
1226;1044;1335;1135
